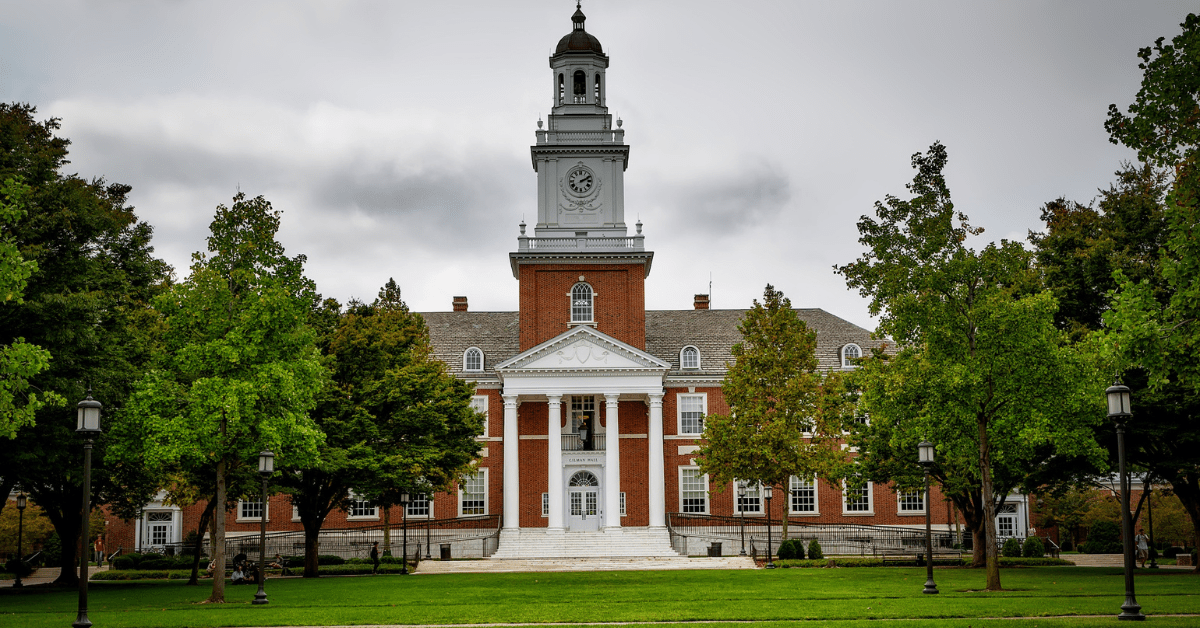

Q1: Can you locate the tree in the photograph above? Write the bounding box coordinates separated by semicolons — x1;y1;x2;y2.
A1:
1102;13;1200;570
695;284;850;542
0;103;170;584
836;142;1106;591
119;193;324;602
278;279;483;577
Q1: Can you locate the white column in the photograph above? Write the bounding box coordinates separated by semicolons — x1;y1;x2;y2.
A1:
648;392;666;528
502;394;520;530
547;394;564;531
604;393;621;529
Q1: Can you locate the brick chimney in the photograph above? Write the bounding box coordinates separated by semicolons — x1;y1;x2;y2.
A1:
452;296;468;312
694;294;710;310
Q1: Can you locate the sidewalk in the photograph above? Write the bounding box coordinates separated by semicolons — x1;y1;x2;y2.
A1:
0;565;109;588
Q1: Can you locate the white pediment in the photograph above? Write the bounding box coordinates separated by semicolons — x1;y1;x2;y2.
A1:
496;326;669;373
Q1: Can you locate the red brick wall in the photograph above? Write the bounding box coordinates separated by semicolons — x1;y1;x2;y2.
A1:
518;263;646;350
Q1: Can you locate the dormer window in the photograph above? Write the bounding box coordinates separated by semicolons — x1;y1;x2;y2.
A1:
571;283;593;322
464;347;484;372
842;344;862;369
680;346;700;370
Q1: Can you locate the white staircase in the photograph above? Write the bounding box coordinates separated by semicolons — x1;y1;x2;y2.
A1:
416;556;756;574
490;527;679;559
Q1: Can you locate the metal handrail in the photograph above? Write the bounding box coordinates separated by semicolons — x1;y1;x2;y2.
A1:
562;433;606;451
667;512;959;557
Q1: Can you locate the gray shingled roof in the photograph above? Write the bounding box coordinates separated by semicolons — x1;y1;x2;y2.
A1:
420;309;883;376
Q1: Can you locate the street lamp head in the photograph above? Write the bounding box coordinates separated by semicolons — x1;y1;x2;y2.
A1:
763;484;773;500
258;450;275;475
400;491;411;506
918;440;935;467
1106;379;1132;420
76;394;102;434
16;492;26;510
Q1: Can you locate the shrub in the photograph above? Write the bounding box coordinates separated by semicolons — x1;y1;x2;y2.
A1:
139;558;176;570
42;533;62;563
347;557;370;564
1164;546;1183;558
317;554;345;565
807;539;824;560
110;555;136;570
777;539;804;560
4;559;33;577
379;555;401;564
1002;537;1022;558
1081;520;1122;554
1022;536;1046;558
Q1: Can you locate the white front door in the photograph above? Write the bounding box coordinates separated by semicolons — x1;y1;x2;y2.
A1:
566;470;601;531
997;515;1016;538
146;511;173;548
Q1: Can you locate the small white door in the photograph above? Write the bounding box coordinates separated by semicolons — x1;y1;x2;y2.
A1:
146;511;173;548
997;515;1016;538
566;470;601;531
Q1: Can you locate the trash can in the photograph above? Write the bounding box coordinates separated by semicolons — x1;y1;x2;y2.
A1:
440;544;452;560
708;542;722;557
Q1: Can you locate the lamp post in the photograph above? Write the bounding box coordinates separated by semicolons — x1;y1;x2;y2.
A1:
253;450;274;606
399;492;411;575
918;440;939;595
14;491;27;588
1107;379;1144;621
763;484;775;569
74;393;102;628
737;481;748;556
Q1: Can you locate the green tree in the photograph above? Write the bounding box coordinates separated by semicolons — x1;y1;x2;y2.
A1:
695;284;850;542
1102;13;1200;569
836;142;1105;591
0;103;169;584
278;279;483;577
119;193;324;603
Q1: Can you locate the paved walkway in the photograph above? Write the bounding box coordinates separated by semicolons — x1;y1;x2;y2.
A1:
0;565;110;588
415;556;757;574
1065;553;1194;569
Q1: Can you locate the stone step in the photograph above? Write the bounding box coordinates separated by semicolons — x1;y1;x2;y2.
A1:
415;556;757;574
490;528;680;560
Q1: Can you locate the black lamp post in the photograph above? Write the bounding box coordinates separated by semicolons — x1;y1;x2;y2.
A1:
1107;379;1144;621
737;481;748;556
918;440;939;595
253;450;273;606
74;393;102;628
399;492;411;575
14;491;27;589
763;484;775;569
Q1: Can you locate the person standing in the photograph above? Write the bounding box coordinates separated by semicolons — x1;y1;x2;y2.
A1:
370;541;380;575
1135;528;1150;568
94;536;105;567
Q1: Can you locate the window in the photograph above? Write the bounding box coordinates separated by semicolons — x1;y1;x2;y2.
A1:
843;480;873;513
464;347;483;372
680;467;708;513
471;395;489;437
735;481;762;514
542;493;549;517
573;70;586;103
898;490;924;514
571;283;593;322
790;475;817;514
680;346;700;370
620;492;627;517
570;395;596;433
240;500;263;520
678;393;706;435
348;498;377;519
842;344;862;369
558;73;565;104
594;73;601;102
407;494;431;518
460;470;487;516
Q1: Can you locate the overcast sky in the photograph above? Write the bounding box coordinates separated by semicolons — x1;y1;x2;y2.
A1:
1;1;1192;329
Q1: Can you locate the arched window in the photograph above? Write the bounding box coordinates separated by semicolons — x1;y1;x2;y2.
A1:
680;346;700;370
842;344;862;369
569;470;599;486
571;283;593;322
558;74;565;104
573;70;586;103
594;73;601;102
464;347;483;372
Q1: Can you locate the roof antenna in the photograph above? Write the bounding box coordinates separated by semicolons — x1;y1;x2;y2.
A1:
709;272;713;308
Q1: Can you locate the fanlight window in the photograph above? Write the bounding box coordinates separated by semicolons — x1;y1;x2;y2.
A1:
569;471;599;487
571;283;594;322
680;346;700;369
464;347;483;372
842;343;862;368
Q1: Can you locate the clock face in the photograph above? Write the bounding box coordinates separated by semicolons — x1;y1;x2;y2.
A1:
567;167;594;194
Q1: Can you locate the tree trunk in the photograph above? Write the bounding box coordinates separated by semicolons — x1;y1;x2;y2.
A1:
40;490;82;587
303;522;321;578
208;456;227;603
383;508;391;555
946;489;987;566
978;416;1001;591
778;484;789;543
187;499;217;585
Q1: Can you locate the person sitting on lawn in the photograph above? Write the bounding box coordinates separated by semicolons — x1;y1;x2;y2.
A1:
231;565;246;585
205;558;218;576
267;553;291;576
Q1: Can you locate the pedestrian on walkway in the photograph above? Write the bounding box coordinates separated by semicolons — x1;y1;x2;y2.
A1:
370;541;380;575
1135;528;1150;568
94;536;104;567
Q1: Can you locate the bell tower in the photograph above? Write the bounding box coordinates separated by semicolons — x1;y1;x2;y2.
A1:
512;3;652;351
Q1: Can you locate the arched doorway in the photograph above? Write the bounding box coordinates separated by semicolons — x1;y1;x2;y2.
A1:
567;470;601;531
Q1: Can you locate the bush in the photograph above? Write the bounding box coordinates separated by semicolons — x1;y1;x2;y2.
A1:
1022;536;1046;558
42;533;62;563
1081;520;1122;554
317;554;345;565
4;558;33;577
777;539;804;560
379;555;401;564
1002;537;1022;558
1164;546;1183;559
807;539;823;560
110;555;136;570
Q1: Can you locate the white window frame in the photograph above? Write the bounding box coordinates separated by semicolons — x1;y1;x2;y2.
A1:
842;343;862;369
406;493;433;519
680;345;700;370
842;479;874;515
734;481;763;515
789;475;819;515
459;469;488;517
679;466;709;514
347;496;379;520
570;282;594;323
897;489;925;515
542;492;549;517
291;504;301;522
677;393;707;435
237;499;267;522
471;395;489;438
463;347;484;372
620;492;627;517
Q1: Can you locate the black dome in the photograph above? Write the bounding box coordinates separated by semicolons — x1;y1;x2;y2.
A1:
555;5;603;54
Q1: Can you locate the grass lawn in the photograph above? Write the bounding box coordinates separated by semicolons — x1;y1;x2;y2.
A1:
1;566;1197;627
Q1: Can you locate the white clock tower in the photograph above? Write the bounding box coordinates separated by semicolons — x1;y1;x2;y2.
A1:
531;2;629;238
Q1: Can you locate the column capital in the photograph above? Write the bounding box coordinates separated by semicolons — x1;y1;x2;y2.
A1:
603;392;621;404
546;394;562;406
502;394;519;407
648;392;664;407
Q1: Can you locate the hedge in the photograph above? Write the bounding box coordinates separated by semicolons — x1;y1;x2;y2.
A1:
772;556;1075;568
92;562;417;580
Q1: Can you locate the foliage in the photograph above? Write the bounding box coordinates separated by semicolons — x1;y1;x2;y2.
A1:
807;538;824;560
835;141;1106;591
117;192;325;602
1022;536;1046;558
1141;490;1196;547
776;538;805;560
317;554;345;565
1001;537;1022;558
696;284;851;542
1034;486;1099;550
1081;520;1122;554
0;499;55;555
40;531;61;563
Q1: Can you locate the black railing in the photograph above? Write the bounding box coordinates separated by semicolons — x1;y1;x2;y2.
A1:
562;433;606;451
667;512;960;558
